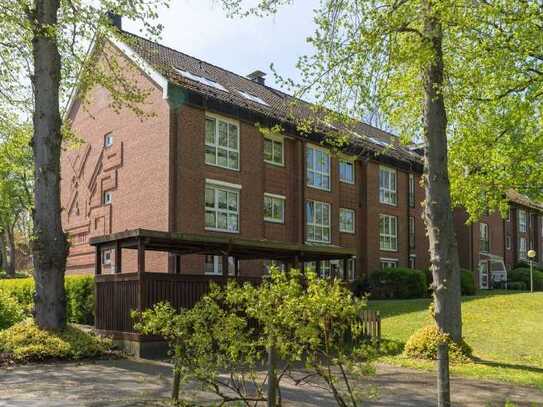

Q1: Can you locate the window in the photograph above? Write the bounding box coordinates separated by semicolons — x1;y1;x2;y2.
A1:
263;137;284;165
507;208;512;222
380;258;398;269
339;160;354;184
519;209;527;233
104;133;113;148
306;145;331;191
379;166;397;205
379;214;398;251
306;200;331;243
408;173;416;208
319;260;332;279
519;237;527;259
205;183;239;233
409;216;416;250
205;115;239;170
101;250;111;266
205;255;236;275
506;235;512;250
264;193;285;223
409;255;416;270
339;208;355;233
343;258;356;281
480;223;490;253
103;191;112;205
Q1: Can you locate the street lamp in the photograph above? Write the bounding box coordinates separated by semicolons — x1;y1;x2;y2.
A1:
527;249;536;293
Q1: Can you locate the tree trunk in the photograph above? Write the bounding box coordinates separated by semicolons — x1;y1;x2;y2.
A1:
5;227;16;277
0;231;9;274
421;1;462;342
30;0;67;330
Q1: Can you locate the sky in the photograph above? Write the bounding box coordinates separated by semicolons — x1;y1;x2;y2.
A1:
124;0;320;91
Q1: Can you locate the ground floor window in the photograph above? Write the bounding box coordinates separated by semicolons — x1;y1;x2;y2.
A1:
408;255;416;270
380;258;398;270
519;237;528;260
303;259;354;280
204;255;236;275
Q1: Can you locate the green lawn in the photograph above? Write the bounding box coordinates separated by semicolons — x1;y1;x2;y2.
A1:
369;291;543;390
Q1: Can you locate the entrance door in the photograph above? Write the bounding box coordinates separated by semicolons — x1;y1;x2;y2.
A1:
479;261;489;289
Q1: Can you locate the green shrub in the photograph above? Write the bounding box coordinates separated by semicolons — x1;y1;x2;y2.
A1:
510;268;543;291
460;270;476;295
368;267;427;299
0;275;95;326
404;325;472;362
0;291;25;330
508;281;527;291
0;319;111;362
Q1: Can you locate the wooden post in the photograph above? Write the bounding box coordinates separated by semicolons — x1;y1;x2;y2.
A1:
222;254;229;280
234;257;239;278
95;244;102;275
316;260;321;278
175;255;181;274
115;242;122;274
137;238;146;312
343;258;348;281
437;342;451;407
293;255;300;270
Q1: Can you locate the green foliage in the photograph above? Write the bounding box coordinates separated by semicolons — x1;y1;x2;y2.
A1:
426;269;476;296
510;268;543;291
403;325;472;363
0;275;95;327
368;267;427;299
508;282;527;291
134;268;378;406
0;319;110;363
0;290;25;329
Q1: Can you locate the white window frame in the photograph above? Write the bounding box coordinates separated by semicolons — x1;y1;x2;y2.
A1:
205;255;236;275
339;208;355;234
519;209;527;233
264;193;285;224
380;258;399;269
408;173;416;208
379;166;397;206
101;249;111;266
519;237;528;259
204;113;240;171
205;181;240;233
103;191;112;205
408;255;416;270
339;160;355;184
409;216;416;250
480;222;490;253
263;136;284;166
379;214;398;251
305;200;331;243
507;208;511;222
506;235;512;250
306;145;331;191
104;133;113;148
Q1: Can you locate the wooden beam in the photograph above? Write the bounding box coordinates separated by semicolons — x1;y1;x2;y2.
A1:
343;258;348;281
234;257;239;277
137;238;146;312
175;255;181;274
222;255;229;279
95;244;102;275
115;241;122;274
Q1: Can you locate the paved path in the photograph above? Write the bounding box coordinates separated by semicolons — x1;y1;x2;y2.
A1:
0;359;542;406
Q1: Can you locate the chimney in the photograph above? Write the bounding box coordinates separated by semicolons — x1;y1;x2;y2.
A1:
247;70;266;85
107;11;122;30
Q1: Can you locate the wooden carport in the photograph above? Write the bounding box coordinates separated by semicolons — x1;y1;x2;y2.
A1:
89;229;356;345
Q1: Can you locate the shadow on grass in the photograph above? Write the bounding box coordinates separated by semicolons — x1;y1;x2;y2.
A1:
471;357;543;375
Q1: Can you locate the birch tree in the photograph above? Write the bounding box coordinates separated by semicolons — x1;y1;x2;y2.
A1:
0;0;167;329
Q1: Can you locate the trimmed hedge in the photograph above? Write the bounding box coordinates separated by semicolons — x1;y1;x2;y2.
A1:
509;267;543;291
367;267;427;299
404;324;472;362
0;275;95;328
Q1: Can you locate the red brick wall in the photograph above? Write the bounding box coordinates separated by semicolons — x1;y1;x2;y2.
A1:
61;42;171;274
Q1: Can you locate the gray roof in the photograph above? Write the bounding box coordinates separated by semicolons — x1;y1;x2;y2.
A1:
120;31;422;166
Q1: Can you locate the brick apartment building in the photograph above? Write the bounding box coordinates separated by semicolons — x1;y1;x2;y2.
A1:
60;25;542;289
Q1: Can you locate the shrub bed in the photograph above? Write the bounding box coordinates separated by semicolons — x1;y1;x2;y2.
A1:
404;324;472;362
0;275;95;328
368;267;427;299
0;291;25;330
509;267;543;291
0;319;111;363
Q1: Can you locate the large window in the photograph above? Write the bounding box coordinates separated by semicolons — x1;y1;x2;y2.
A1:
408;255;416;269
519;237;528;259
518;209;527;233
480;223;490;253
339;208;355;233
264;193;285;223
409;216;416;250
379;214;398;251
306;200;331;243
408;173;416;208
380;258;398;269
205;115;240;170
339;160;354;184
205;182;240;233
264;137;284;166
379;166;397;205
306;146;331;191
205;255;236;275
